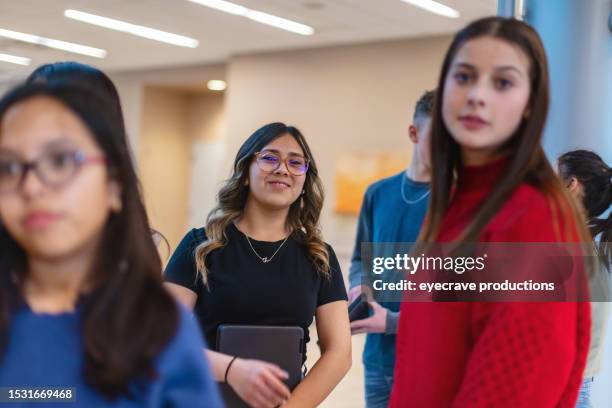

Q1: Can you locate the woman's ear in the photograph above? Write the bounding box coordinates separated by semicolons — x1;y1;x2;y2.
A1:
408;125;419;144
107;180;122;213
567;177;583;197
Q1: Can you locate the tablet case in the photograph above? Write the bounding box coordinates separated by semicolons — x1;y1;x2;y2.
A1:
216;325;304;408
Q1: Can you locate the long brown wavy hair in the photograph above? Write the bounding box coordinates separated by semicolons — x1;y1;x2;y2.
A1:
421;17;590;244
0;81;178;399
195;122;330;284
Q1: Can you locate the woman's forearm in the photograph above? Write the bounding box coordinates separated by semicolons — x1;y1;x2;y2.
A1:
284;348;352;407
204;349;234;382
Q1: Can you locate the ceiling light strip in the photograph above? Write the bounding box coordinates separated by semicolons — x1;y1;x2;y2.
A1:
64;10;199;48
0;52;31;66
187;0;314;35
399;0;460;18
0;28;106;58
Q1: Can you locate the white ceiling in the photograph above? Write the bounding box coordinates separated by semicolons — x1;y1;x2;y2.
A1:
0;0;496;80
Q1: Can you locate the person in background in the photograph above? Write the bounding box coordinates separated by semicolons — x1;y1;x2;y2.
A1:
348;89;434;408
164;122;351;408
558;149;612;408
390;17;591;407
0;79;222;407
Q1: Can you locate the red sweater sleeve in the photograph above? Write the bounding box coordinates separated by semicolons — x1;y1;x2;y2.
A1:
453;189;590;407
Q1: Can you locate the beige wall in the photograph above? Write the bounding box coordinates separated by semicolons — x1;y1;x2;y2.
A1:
223;35;451;253
113;35;451;253
187;92;226;142
138;87;226;250
139;88;191;249
185;93;227;228
0;35;451;251
110;63;226;156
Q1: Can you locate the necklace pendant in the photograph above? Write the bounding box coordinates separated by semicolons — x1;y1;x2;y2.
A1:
262;257;269;263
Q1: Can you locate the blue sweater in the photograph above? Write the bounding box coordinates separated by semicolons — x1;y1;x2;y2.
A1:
348;171;429;371
0;302;223;408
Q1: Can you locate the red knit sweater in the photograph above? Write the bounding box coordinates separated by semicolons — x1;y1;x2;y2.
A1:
389;158;591;408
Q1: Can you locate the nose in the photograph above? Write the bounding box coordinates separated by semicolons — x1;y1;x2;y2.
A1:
466;79;487;108
273;159;290;176
19;166;45;199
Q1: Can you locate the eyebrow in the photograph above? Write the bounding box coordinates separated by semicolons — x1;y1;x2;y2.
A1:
261;148;306;158
452;62;525;77
43;138;78;150
0;148;19;159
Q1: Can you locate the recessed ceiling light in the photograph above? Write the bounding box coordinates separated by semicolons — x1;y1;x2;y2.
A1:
207;80;227;91
187;0;314;36
0;52;31;66
64;10;199;48
399;0;460;18
0;28;106;58
302;2;325;10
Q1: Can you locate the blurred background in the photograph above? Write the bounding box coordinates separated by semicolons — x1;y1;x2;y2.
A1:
0;1;610;406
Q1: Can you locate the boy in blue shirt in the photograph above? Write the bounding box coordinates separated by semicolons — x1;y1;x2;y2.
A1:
348;90;435;408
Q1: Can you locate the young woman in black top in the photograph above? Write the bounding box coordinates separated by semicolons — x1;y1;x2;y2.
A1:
164;122;351;408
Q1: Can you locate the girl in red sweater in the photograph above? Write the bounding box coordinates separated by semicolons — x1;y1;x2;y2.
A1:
390;17;591;408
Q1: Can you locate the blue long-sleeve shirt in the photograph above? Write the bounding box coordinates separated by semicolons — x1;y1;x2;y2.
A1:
0;302;223;408
348;171;429;370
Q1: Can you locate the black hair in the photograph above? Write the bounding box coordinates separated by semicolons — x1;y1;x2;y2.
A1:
413;89;436;121
27;61;169;258
559;150;612;269
0;80;178;399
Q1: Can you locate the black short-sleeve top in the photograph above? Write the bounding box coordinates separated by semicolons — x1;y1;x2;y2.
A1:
164;223;347;360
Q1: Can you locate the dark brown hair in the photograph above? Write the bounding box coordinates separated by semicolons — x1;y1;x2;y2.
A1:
27;61;124;124
422;16;590;244
0;80;178;399
413;89;436;121
559;150;612;268
27;62;170;259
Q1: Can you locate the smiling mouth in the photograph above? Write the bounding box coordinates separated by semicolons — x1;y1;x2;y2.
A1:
268;181;291;188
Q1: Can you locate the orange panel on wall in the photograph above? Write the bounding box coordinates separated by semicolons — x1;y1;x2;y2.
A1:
335;150;409;215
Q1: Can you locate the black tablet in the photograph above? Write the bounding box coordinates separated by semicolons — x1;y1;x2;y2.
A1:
216;325;304;408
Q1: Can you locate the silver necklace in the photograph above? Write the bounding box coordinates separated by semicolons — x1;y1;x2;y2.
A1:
401;173;430;204
243;231;289;263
